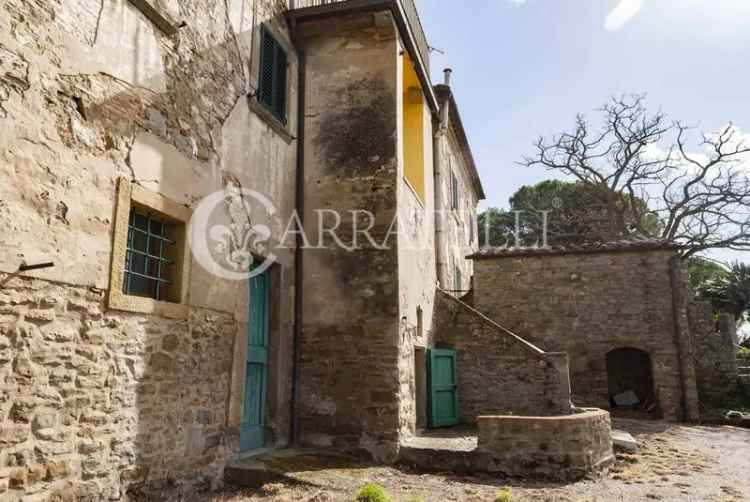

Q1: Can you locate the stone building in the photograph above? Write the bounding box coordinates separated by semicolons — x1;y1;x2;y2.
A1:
0;0;737;499
466;242;738;421
0;0;485;499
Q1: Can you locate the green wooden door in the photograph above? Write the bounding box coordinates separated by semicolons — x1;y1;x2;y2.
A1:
428;349;459;427
240;270;270;452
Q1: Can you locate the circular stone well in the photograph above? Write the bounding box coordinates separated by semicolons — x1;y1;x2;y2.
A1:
477;408;614;480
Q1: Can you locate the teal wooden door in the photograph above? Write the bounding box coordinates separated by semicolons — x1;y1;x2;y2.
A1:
428;349;459;427
240;270;270;451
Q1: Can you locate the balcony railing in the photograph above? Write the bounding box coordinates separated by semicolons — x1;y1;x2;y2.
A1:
289;0;430;74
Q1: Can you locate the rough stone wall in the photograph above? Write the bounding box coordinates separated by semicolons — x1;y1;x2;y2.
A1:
432;291;572;422
297;12;402;462
688;304;738;406
0;275;236;500
1;0;298;499
477;408;614;480
472;250;695;420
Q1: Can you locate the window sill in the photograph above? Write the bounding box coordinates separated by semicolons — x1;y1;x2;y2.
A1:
247;95;294;144
402;176;425;209
108;292;189;319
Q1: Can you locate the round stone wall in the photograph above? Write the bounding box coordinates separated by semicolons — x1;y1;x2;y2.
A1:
477;408;614;480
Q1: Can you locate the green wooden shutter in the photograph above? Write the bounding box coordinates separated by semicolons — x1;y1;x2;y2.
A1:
273;43;287;122
258;27;287;123
259;29;275;110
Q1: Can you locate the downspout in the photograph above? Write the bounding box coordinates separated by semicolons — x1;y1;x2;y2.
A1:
290;18;305;446
433;69;452;288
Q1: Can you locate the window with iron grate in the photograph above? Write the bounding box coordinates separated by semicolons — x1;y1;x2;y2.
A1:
258;26;288;123
123;207;180;302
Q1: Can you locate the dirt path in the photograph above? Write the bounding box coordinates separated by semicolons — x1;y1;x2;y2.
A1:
213;420;750;502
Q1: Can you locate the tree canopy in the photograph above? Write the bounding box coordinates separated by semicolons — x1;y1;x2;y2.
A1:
519;94;750;258
697;261;750;331
478;180;660;248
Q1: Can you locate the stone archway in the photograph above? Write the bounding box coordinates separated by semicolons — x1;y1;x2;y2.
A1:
606;348;656;411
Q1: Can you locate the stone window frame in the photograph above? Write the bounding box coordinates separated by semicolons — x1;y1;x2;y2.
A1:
108;178;191;319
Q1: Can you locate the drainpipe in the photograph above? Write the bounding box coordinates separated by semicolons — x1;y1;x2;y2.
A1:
433;68;452;288
290;18;305;446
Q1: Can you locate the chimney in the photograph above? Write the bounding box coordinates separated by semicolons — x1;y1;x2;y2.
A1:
443;68;453;87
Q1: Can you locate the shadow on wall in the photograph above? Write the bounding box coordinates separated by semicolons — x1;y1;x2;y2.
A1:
123;310;236;500
0;276;235;500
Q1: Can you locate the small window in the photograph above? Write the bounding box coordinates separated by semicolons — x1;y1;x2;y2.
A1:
416;306;423;338
124;207;178;302
108;178;191;319
454;261;462;293
451;171;459;210
258;27;288;123
469;214;474;244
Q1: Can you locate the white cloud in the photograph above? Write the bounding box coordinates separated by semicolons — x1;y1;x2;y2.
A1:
605;0;645;31
508;0;528;5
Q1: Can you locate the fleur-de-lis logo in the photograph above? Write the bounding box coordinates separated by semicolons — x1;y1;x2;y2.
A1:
189;184;276;280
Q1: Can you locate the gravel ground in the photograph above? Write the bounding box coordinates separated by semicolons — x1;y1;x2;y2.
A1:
213;419;750;502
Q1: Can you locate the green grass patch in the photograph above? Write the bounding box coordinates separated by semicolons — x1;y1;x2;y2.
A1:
495;487;514;502
355;483;392;502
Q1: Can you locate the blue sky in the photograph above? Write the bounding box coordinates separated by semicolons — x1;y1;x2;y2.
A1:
419;0;750;263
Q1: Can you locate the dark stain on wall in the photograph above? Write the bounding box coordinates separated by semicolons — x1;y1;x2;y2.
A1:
315;76;397;174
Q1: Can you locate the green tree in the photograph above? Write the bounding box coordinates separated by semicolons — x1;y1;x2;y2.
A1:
698;261;750;327
687;256;729;295
478;180;660;247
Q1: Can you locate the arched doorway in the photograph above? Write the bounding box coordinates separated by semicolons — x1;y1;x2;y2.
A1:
606;348;656;412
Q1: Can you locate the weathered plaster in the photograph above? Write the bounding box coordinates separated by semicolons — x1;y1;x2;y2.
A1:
297;11;402;462
0;1;298;498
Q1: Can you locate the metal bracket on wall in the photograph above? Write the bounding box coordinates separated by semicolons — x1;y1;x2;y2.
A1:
128;0;183;36
18;261;55;272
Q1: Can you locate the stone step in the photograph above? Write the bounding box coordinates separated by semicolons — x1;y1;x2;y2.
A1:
225;448;364;490
399;444;481;474
225;459;293;489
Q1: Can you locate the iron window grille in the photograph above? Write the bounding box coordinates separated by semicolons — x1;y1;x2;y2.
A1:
258;26;288;124
123;207;175;301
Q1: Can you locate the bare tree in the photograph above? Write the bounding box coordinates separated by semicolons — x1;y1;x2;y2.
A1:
522;94;750;257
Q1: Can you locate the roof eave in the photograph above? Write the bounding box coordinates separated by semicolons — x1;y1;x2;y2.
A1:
287;0;439;114
435;84;485;201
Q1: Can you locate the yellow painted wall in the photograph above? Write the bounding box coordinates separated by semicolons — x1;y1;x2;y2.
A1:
402;54;425;201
